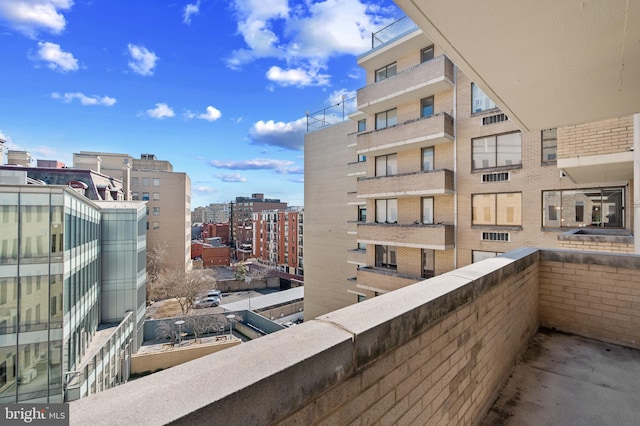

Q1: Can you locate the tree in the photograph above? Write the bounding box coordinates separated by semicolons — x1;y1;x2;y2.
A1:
147;242;169;289
186;313;227;342
149;269;216;315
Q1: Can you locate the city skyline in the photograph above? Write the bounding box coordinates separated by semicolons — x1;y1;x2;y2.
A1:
0;0;402;208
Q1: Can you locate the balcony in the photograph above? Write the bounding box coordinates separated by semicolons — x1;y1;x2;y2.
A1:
357;112;453;156
355;266;419;293
70;248;640;425
357;169;454;199
346;249;366;265
357;222;454;249
358;55;454;114
557;115;635;183
346;160;366;177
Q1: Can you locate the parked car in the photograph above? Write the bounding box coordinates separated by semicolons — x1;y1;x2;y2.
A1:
206;289;222;299
193;297;219;309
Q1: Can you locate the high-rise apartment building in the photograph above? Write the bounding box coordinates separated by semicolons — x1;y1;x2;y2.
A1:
0;171;146;403
191;203;230;225
230;194;287;260
73;152;191;272
253;207;304;276
304;17;636;319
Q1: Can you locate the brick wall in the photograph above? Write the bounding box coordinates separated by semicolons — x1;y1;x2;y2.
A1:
557;240;633;253
558;115;634;158
539;251;640;349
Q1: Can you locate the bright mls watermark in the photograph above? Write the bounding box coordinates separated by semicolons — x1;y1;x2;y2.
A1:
2;404;68;425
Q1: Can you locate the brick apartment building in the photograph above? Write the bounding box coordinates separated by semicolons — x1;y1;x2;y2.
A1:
230;194;287;260
304;17;636;319
253;207;304;276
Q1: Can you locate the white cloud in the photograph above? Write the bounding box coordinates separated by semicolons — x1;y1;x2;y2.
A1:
183;1;200;24
32;41;78;72
249;117;306;151
266;66;329;87
210;158;301;174
127;44;158;76
193;185;217;193
226;0;397;85
51;92;116;106
198;106;222;122
0;0;73;37
146;103;174;119
214;173;247;183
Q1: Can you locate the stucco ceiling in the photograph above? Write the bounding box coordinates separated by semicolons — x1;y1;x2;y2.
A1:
395;0;640;131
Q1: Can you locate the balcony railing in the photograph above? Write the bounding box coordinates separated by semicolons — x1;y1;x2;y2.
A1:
357;112;454;155
371;16;418;49
70;248;640;425
357;222;454;249
357;169;454;198
357;55;454;114
356;266;420;293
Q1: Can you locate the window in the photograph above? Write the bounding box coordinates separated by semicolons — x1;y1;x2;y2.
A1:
375;199;397;223
131;177;139;187
472;251;502;263
422;147;434;171
142;192;150;201
357;119;366;132
375;245;397;270
421;46;434;63
153;192;160;201
153;207;160;216
375;154;397;177
357;242;366;250
358;206;367;222
472;83;497;113
358;154;367;162
376;108;397;129
422;249;435;278
153;178;160;186
422;198;434;224
472;132;522;170
132;192;139;201
542;188;624;228
375;62;397;82
142;178;149;187
542;128;557;163
152;222;160;230
421;96;434;118
472;193;522;226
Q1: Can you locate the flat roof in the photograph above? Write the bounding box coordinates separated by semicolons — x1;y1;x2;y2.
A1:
220;287;304;312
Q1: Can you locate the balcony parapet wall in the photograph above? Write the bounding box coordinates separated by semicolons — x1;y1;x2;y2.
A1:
357;168;454;197
558;115;634;159
70;248;640;425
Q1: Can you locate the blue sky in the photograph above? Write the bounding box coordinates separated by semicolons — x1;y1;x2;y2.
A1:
0;0;402;208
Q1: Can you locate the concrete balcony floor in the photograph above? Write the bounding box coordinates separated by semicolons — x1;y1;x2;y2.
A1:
482;330;640;426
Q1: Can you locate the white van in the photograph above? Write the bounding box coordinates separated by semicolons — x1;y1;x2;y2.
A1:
206;289;222;299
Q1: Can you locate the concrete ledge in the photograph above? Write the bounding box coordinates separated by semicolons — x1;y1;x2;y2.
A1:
70;321;354;426
558;228;634;244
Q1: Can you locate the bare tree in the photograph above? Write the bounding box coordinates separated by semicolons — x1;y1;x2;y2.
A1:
156;319;179;344
152;269;216;315
147;241;169;294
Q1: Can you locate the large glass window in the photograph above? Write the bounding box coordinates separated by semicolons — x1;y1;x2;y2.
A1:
375;62;397;82
472;83;497;113
375;199;397;223
153;178;160;186
422;147;434;171
0;193;19;263
542;188;624;228
472;193;522;226
421;46;434;63
358;206;367;222
472;132;522;169
422;198;434;224
142;177;149;187
422;249;435;278
357;119;366;132
542;128;557;163
376;108;397;129
421;96;434;118
375;154;397;177
375;245;397;270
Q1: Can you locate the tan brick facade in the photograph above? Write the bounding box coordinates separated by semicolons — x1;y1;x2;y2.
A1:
558;115;634;158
